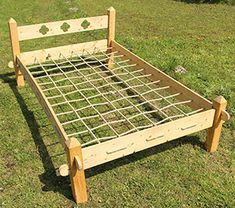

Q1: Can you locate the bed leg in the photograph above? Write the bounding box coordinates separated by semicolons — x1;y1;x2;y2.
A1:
65;137;88;203
8;18;25;87
107;7;116;69
205;96;227;152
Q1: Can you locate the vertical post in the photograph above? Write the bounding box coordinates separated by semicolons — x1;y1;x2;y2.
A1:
65;137;88;203
107;7;116;69
205;96;227;152
8;18;25;87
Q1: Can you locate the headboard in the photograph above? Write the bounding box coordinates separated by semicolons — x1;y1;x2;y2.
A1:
9;7;116;66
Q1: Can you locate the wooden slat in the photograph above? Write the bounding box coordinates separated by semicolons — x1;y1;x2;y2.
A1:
112;41;212;110
18;15;108;41
82;109;215;169
20;39;108;65
16;56;68;143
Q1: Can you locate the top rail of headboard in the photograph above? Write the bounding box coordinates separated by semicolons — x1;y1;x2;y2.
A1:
17;15;108;41
8;7;116;75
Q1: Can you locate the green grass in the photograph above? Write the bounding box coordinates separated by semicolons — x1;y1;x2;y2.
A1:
0;0;235;207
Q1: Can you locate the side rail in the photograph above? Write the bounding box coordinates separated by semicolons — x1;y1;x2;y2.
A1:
16;56;68;143
17;55;88;203
112;41;212;110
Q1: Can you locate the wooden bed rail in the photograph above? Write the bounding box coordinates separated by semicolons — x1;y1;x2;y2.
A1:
20;39;108;65
55;109;215;173
16;56;69;143
17;55;88;203
111;40;212;110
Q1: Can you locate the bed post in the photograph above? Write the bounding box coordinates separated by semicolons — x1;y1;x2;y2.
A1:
205;96;228;152
65;137;87;203
107;7;116;69
8;18;25;87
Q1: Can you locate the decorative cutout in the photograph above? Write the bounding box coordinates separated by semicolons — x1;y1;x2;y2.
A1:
61;22;70;32
81;20;90;29
39;25;49;35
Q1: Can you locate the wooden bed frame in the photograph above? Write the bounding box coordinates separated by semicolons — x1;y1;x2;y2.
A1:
8;7;230;204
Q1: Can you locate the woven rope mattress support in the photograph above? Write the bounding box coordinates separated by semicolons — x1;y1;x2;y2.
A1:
26;47;203;147
9;7;230;203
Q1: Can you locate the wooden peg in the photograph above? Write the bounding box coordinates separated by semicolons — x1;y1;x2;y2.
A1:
221;110;230;122
74;156;83;170
205;96;228;152
57;164;69;176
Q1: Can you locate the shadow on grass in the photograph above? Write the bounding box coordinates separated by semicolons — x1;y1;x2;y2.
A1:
174;0;230;4
86;134;204;178
1;71;206;202
0;71;73;201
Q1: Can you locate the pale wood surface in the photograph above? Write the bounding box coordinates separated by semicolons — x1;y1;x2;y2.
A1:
16;56;68;143
13;12;227;205
20;39;107;65
107;7;115;47
8;18;25;86
56;164;69;176
74;156;83;170
65;138;87;203
205;96;227;152
112;41;212;110
83;109;215;170
18;15;108;41
107;7;116;69
221;109;230;122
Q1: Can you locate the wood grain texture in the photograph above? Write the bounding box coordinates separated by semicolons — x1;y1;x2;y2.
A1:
107;7;115;47
205;96;228;152
18;15;108;41
8;18;25;86
107;7;116;69
65;138;87;203
83;109;215;169
20;39;108;65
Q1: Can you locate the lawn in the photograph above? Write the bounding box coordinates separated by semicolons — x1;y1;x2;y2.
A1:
0;0;235;207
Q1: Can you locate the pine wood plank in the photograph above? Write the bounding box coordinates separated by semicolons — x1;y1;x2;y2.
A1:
82;109;215;169
18;15;108;41
205;96;228;152
8;18;25;86
20;39;108;65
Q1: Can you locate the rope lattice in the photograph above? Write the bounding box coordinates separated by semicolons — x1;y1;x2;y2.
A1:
27;47;203;147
